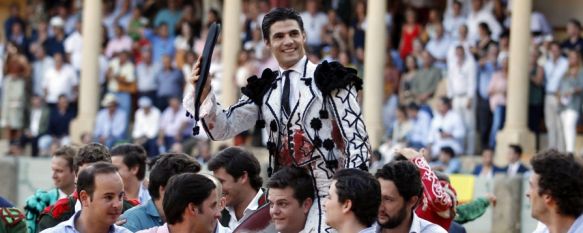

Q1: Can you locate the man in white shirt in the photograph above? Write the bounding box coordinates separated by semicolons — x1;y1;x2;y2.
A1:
447;45;477;155
428;97;466;157
207;147;271;230
158;97;192;153
405;103;431;150
132;97;160;156
467;0;502;42
504;144;529;177
425;23;451;69
325;169;380;233
43;52;78;106
443;1;467;40
300;0;328;53
374;160;447;233
527;150;583;233
105;25;133;58
106;50;135;120
32;46;54;97
64;20;83;73
136;49;160;102
543;42;569;151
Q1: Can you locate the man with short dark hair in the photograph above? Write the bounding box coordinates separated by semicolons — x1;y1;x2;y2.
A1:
325;169;380;233
375;160;447;233
137;173;222;233
186;8;370;231
428;97;465;157
527;149;583;233
111;144;150;203
504;144;529;177
267;167;315;233
207;147;266;229
121;153;201;232
25;146;76;233
41;162;131;233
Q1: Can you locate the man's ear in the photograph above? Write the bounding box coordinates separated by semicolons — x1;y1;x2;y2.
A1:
341;199;352;214
79;190;90;207
130;165;139;176
406;196;420;210
188;203;198;217
239;171;249;184
302;198;313;215
543;193;555;207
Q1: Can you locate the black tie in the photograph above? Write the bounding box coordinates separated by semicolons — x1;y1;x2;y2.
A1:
282;70;292;115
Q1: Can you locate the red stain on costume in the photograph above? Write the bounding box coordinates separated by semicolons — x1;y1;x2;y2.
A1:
279;129;315;166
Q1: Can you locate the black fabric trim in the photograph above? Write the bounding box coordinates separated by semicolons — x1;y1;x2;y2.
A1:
241;68;277;106
314;61;363;96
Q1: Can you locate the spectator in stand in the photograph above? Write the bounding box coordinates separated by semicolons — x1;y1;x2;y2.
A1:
111;144;150;204
2;41;30;146
300;0;328;54
431;146;462;174
425;8;442;40
426;23;451;69
388;106;412;148
106;50;135;120
30;21;49;54
154;0;182;37
472;148;504;178
497;32;510;64
46;95;76;149
412;51;441;112
132;97;161;157
106;25;133;58
43;52;78;108
374;157;448;233
526;149;583;233
447;45;477;154
467;0;502;42
155;55;184;110
8;19;29;58
470;22;497;60
4;3;24;41
158;97;191;153
406;103;432;150
476;44;497;150
444;1;467;40
44;17;67;56
121;153;201;232
174;22;195;68
94;93;128;148
64;20;83;74
487;57;508;148
528;47;545;146
55;3;78;35
136;49;160;102
127;7;148;41
558;50;583;153
399;56;418;105
146;23;175;64
544;42;569;151
399;8;422;60
504;144;529;177
448;25;472;63
560;19;583;55
31;46;54;97
428;97;465;157
19;95;50;156
324;169;380;233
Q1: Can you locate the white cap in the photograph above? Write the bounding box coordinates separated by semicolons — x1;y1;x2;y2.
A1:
50;17;65;27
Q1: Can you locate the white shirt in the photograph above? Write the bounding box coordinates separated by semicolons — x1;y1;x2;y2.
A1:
43;64;78;104
443;14;467;40
29;108;42;136
544;56;569;94
160;107;192;137
132;107;161;139
107;58;135;92
534;214;583;233
467;8;502;42
507;161;521;177
447;56;477;98
300;11;328;46
136;62;161;92
426;35;451;64
64;31;83;71
278;56;309;113
40;211;131;233
429;110;466;156
32;57;54;96
226;189;264;229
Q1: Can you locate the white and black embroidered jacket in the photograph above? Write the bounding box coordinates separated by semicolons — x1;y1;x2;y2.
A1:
183;58;371;178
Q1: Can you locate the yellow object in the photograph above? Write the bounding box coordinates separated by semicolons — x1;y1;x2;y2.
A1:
449;174;475;203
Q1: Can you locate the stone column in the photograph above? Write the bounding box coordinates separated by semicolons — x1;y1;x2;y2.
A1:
363;0;387;149
69;0;102;144
495;0;536;165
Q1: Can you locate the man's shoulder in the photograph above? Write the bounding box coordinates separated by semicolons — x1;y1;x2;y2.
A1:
418;217;448;233
122;203;149;219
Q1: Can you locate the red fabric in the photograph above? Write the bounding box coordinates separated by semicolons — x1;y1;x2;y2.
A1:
411;157;455;230
399;24;421;59
127;199;140;206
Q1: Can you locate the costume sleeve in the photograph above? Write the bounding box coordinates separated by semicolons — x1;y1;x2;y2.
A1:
454;197;490;224
329;84;371;169
182;84;258;140
411;156;454;212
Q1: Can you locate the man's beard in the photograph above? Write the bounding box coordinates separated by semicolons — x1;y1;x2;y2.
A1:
377;205;408;229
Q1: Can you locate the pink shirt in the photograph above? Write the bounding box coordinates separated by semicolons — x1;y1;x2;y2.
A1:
488;71;507;111
136;224;169;233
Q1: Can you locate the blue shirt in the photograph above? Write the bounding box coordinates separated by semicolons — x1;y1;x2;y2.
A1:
40;211;131;233
93;108;128;139
145;30;175;63
155;68;184;98
407;111;432;145
478;62;496;99
154;9;182;37
121;199;163;232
